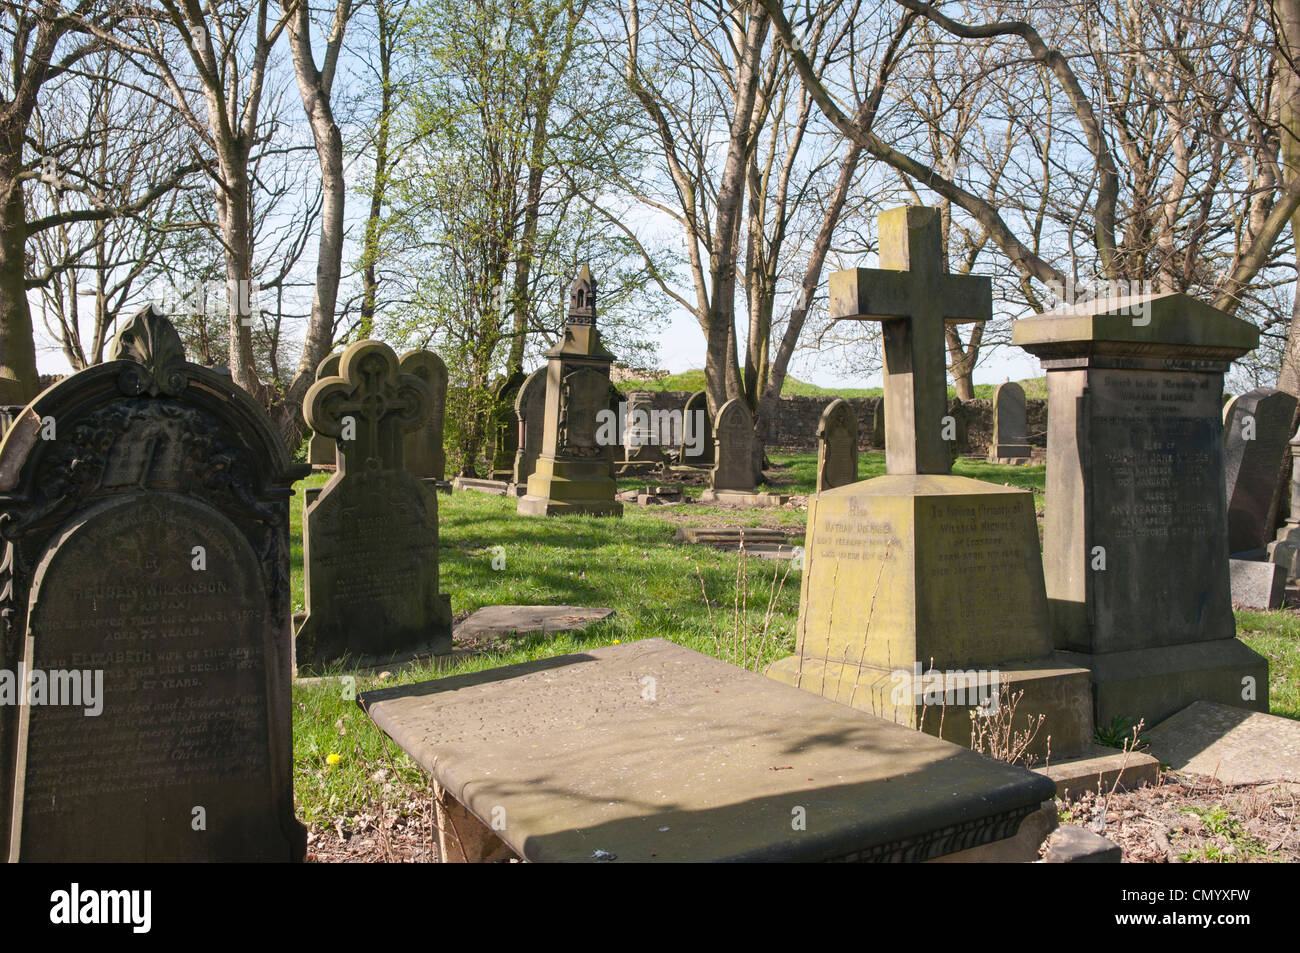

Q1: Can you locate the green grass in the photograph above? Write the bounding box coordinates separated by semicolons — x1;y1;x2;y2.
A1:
619;369;1048;401
290;451;1290;836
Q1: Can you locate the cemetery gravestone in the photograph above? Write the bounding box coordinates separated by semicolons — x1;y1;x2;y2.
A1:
681;390;713;465
698;398;758;501
1223;387;1297;555
606;384;625;480
624;391;666;464
512;367;547;487
1268;426;1300;579
767;207;1093;759
988;381;1032;464
297;340;453;673
487;369;525;480
518;266;623;517
872;397;886;448
816;398;858;492
0;305;306;861
307;352;342;467
1013;291;1269;727
400;349;449;481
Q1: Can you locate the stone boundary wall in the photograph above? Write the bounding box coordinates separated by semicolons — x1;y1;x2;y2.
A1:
631;390;1047;456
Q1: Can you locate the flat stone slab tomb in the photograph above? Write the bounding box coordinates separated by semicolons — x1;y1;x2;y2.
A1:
358;639;1057;862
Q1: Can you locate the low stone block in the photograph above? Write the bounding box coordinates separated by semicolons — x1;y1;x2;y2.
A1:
1144;700;1300;784
1035;743;1161;798
1041;825;1122;863
1229;558;1286;609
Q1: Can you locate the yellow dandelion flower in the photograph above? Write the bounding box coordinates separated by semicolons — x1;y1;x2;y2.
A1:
326;753;341;766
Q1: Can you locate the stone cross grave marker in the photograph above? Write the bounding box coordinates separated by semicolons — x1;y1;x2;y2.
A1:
0;305;307;861
816;398;858;492
828;206;991;474
400;349;448;481
297;340;453;673
1223;387;1297;556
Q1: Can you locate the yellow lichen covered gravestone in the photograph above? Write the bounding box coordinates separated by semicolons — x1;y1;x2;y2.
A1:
766;206;1092;759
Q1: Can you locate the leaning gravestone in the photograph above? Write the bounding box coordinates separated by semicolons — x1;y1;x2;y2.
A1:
988;382;1031;464
0;305;306;861
307;352;342;466
816;398;858;492
400;349;448;481
1223;387;1297;556
681;390;713;465
1014;291;1268;727
297;340;453;673
512;367;547;487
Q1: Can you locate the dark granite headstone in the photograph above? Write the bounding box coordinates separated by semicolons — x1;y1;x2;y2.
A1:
681;390;713;465
1223;387;1297;555
512;367;547;485
400;350;448;480
816;398;858;492
297;340;453;673
989;381;1031;462
0;305;306;861
307;352;342;466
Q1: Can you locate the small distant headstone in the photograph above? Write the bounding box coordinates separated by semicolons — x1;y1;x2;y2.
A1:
988;381;1031;463
624;391;666;463
297;340;453;673
681;391;713;465
871;398;885;448
307;352;342;466
401;350;448;480
1223;387;1297;555
487;369;526;480
0;305;306;861
816;398;858;492
512;367;547;486
708;398;756;493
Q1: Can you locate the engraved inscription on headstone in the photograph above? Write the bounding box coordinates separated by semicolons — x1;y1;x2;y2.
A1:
0;304;306;861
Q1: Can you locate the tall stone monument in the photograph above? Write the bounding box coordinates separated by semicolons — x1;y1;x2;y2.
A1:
297;340;453;673
401;349;449;481
0;305;306;860
988;381;1031;464
767;206;1092;758
512;366;547;488
1013;292;1268;727
307;352;342;467
1222;387;1297;556
816;398;858;493
517;266;623;517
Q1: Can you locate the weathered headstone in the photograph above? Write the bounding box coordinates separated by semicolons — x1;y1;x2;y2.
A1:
1014;290;1268;727
623;390;666;464
767;206;1093;760
698;398;758;502
1228;558;1286;610
1268;425;1300;578
487;368;525;480
988;381;1031;464
681;390;713;465
400;349;448;481
307;352;342;467
1223;387;1297;555
816;398;858;492
946;397;970;461
518;266;623;517
0;305;306;861
511;367;547;487
872;397;886;448
297;340;453;673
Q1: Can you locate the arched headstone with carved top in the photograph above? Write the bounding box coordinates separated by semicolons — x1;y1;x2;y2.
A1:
0;305;307;861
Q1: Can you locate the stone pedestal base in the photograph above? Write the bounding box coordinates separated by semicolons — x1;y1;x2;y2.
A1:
765;654;1093;761
1267;523;1300;581
518;456;622;517
1061;638;1268;730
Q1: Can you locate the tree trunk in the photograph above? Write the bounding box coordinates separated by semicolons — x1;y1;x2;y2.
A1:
0;144;39;402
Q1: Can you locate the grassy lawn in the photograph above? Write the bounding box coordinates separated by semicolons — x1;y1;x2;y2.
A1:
290;451;1293;834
